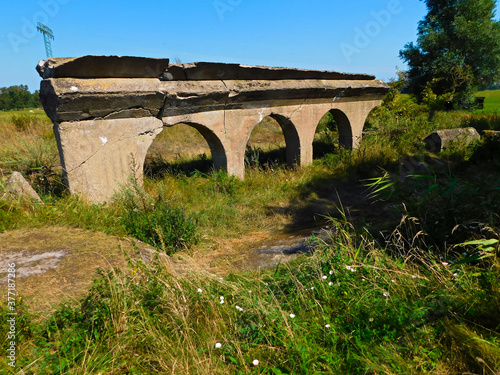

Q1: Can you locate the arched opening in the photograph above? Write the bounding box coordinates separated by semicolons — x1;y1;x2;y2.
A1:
144;122;226;178
363;105;385;140
244;114;300;170
313;109;352;158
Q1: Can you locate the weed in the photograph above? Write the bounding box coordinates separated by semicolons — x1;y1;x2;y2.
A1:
118;178;198;254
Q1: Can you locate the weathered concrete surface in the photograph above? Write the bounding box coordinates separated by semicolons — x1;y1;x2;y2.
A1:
38;56;389;203
37;55;170;79
53;117;163;203
424;127;480;153
164;61;376;81
2;171;42;202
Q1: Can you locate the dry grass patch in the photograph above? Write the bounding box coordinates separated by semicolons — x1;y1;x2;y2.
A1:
0;227;154;317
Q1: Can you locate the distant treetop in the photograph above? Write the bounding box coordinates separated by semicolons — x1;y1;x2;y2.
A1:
0;85;41;111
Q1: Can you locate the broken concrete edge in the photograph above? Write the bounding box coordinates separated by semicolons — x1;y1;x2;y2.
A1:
37;56;170;79
423;127;481;153
165;62;376;81
36;56;376;81
40;77;389;123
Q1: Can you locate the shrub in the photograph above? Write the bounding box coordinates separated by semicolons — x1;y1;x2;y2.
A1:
119;180;198;254
208;170;243;196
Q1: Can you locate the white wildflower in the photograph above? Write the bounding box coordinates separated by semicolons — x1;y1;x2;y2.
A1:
289;313;295;319
197;288;203;293
252;359;259;366
325;324;331;328
215;342;222;349
322;275;328;280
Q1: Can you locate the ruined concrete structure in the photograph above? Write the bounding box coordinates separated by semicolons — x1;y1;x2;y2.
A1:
38;55;389;202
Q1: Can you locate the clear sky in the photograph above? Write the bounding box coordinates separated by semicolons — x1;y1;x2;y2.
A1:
0;0;496;92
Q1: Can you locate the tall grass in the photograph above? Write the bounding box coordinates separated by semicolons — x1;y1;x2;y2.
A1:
0;111;61;195
1;216;498;374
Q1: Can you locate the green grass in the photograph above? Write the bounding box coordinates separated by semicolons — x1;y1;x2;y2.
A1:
1;218;498;374
1;101;499;374
476;89;500;110
0;108;48;122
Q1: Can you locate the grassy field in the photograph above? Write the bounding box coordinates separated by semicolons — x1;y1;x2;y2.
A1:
1;96;499;374
477;88;500;110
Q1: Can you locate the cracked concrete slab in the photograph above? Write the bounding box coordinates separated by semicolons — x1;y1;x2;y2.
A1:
38;56;388;202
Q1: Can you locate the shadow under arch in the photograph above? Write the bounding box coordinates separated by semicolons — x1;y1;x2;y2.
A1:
328;108;352;149
181;121;227;170
144;121;227;178
313;108;353;158
268;113;301;166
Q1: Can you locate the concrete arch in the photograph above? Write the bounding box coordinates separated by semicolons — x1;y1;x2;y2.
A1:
328;109;353;149
165;121;228;171
269;113;301;166
242;113;301;168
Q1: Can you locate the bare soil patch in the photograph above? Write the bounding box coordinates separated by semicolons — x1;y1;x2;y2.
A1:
0;227;153;316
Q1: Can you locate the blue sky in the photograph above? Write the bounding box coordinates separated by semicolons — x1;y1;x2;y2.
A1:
0;0;496;92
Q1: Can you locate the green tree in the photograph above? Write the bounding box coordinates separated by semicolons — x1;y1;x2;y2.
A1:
400;0;500;107
0;85;39;110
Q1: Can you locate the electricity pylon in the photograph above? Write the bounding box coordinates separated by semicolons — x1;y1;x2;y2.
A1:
37;22;54;58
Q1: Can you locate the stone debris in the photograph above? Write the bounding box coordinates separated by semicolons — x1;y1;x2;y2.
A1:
424;127;480;153
2;171;42;202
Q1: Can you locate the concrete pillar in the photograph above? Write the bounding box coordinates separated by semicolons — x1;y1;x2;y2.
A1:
54;117;163;203
224;108;270;178
333;98;382;148
286;101;334;167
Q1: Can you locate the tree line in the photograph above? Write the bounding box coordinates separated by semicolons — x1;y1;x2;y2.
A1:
0;85;41;111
